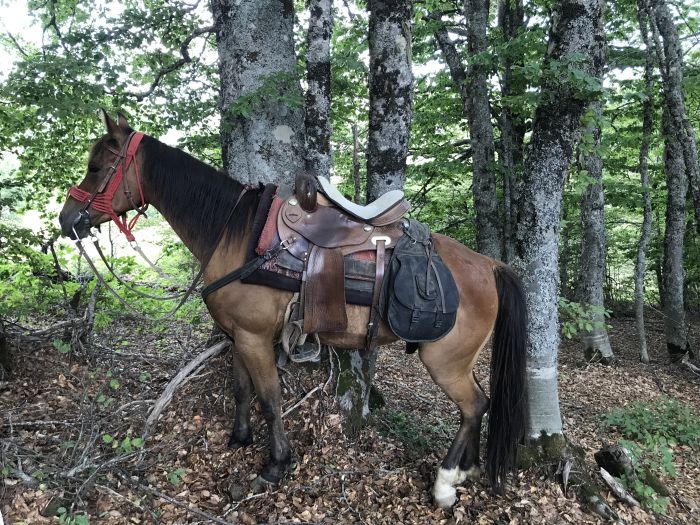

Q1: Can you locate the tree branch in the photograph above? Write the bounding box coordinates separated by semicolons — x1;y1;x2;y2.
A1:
124;25;215;101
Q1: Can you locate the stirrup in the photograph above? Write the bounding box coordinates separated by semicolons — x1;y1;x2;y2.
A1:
289;333;322;363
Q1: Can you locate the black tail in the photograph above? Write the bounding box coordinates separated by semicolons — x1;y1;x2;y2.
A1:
486;264;528;492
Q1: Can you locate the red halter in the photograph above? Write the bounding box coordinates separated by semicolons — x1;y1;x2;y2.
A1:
68;131;146;242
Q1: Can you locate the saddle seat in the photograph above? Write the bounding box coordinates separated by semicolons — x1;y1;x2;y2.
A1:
317;176;410;226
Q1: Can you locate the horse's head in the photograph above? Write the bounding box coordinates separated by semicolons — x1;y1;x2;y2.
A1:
59;110;146;240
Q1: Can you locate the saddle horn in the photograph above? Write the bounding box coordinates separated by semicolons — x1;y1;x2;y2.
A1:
295;171;318;213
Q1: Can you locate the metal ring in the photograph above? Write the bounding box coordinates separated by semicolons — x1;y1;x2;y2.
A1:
371;235;391;246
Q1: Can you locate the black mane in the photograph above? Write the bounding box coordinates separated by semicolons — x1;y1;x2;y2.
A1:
140;135;262;256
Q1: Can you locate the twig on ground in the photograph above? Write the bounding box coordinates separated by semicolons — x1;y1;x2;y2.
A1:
144;340;229;436
600;467;640;507
681;354;700;375
118;472;238;525
282;385;322;418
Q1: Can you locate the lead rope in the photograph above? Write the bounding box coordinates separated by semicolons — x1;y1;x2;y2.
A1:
92;240;186;301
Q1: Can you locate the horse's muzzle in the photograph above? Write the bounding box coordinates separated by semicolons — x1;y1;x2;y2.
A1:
59;209;92;239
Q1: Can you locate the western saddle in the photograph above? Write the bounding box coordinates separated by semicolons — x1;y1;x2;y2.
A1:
277;174;411;352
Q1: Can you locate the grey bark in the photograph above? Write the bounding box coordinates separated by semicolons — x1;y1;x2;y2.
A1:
335;349;377;436
430;3;502;259
577;102;614;363
338;0;413;430
661;106;690;360
0;320;10;380
466;0;502;260
304;0;333;177
634;2;655;364
648;0;700;234
497;0;526;264
513;0;605;438
352;123;362;204
576;16;613;363
212;0;305;185
366;0;414;201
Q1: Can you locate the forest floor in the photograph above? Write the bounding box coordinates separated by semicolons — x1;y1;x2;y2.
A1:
1;313;699;525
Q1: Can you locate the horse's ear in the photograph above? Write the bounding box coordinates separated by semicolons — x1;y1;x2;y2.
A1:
117;112;130;130
100;108;119;136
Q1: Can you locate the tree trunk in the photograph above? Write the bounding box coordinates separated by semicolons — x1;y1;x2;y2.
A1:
577;103;614;363
366;0;414;201
335;349;378;436
648;0;700;234
430;2;502;259
660;107;689;361
0;320;10;380
635;2;655;364
304;0;333;177
212;0;305;185
497;0;526;264
337;0;413;432
576;11;614;363
513;0;604;440
559;200;574;300
466;0;502;260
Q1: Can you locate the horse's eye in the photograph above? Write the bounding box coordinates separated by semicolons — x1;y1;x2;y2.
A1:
88;164;100;174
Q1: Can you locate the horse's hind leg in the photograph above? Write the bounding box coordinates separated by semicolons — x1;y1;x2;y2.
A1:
228;347;254;448
420;337;490;508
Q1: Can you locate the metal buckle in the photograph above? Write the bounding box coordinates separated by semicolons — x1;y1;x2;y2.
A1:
280;236;295;250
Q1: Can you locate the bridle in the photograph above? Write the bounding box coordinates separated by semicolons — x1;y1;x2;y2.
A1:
68;131;147;242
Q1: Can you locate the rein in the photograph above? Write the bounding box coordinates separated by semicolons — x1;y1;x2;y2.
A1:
71;183;250;320
68;131;147;242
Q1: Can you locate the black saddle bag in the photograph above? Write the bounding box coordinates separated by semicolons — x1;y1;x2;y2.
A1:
381;220;459;342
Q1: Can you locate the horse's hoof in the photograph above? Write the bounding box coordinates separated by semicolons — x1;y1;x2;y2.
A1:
227;434;253;449
433;466;466;508
250;475;275;494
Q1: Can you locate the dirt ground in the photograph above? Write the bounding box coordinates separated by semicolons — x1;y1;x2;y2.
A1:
1;313;698;524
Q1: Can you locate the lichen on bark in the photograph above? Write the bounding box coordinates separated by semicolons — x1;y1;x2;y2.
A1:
212;0;305;186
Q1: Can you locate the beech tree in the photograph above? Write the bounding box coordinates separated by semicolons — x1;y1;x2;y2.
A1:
634;1;656;364
647;0;700;234
428;1;501;260
304;0;333;176
496;0;527;264
366;0;414;201
514;0;605;441
576;19;614;363
212;0;305;185
466;0;501;260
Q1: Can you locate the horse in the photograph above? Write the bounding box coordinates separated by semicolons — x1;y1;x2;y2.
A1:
58;111;527;508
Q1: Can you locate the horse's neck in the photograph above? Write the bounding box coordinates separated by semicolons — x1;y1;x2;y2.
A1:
138;140;247;265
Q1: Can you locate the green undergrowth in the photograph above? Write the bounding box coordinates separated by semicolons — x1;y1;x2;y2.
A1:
373;409;454;458
605;397;700;513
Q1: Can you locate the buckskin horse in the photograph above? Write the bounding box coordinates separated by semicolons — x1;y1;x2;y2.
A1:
58;111;527;508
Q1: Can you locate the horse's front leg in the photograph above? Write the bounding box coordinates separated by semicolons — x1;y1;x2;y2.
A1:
233;328;291;485
228;346;254;449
